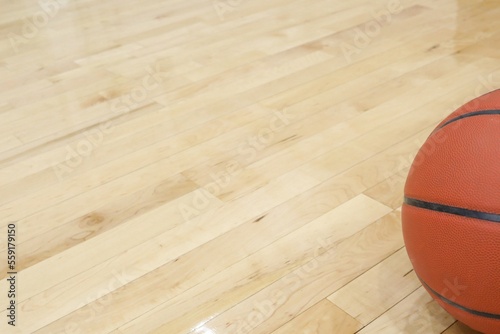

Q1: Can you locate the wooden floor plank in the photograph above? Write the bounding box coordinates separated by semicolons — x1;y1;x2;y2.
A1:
328;247;420;326
195;211;404;334
271;299;362;334
0;0;498;333
442;322;482;334
36;195;392;333
357;287;455;334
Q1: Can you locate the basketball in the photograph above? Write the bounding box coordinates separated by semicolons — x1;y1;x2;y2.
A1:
402;90;500;334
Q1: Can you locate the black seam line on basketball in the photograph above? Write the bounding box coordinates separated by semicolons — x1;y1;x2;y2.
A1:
418;276;500;320
438;110;500;129
404;197;500;223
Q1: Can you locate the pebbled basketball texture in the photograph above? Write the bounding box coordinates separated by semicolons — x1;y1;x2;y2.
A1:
402;89;500;334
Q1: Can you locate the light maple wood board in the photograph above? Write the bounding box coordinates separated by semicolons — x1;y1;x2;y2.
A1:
0;0;497;333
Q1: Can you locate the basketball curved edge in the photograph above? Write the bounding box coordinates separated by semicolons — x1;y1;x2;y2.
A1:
419;277;500;334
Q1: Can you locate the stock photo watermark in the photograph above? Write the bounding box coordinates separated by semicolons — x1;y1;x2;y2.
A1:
212;0;248;20
64;269;135;334
8;0;70;54
384;71;500;192
51;62;170;181
339;0;404;63
408;277;467;333
6;222;17;327
227;237;337;334
178;109;295;221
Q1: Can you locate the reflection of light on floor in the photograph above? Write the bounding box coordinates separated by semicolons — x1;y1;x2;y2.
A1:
193;326;216;334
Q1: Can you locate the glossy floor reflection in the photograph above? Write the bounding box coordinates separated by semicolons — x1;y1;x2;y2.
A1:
0;0;496;333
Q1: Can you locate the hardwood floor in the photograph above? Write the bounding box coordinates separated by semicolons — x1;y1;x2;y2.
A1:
0;0;496;333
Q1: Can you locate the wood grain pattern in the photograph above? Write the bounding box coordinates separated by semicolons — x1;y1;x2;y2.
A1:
328;247;421;326
0;0;497;333
271;300;362;334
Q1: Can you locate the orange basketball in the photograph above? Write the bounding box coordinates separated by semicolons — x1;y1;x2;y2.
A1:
402;90;500;334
